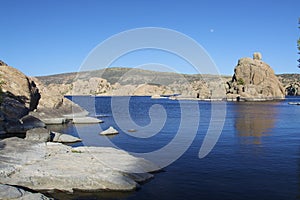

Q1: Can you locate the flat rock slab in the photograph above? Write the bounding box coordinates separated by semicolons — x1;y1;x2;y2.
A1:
72;117;103;124
40;118;66;125
0;137;158;193
29;111;67;125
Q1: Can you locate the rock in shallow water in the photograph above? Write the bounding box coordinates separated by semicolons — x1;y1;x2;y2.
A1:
72;117;103;124
100;126;119;135
226;54;285;101
51;131;82;143
0;137;159;193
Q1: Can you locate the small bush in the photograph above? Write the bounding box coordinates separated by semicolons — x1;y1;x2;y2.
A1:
237;78;245;85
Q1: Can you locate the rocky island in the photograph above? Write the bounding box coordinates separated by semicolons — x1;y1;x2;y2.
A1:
226;52;285;101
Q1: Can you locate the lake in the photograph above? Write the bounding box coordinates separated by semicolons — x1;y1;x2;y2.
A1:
49;96;300;200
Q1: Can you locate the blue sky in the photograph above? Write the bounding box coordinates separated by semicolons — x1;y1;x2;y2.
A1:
0;0;299;76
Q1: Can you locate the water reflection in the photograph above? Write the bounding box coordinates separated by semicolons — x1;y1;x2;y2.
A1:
233;102;279;145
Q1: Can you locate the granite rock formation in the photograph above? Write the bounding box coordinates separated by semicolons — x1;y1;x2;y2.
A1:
0;64;40;117
0;62;88;134
0;64;44;134
0;137;158;193
277;74;300;96
226;53;285;101
0;61;159;197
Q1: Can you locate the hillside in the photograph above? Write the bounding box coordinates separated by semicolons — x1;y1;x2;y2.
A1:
37;67;231;86
35;67;300;98
277;74;300;85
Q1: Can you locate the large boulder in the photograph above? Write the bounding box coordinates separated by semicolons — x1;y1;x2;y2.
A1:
0;137;159;193
0;65;40;113
25;128;50;142
226;53;285;101
0;63;43;134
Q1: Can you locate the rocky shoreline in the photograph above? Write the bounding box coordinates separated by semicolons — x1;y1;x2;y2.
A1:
0;61;159;199
0;53;297;198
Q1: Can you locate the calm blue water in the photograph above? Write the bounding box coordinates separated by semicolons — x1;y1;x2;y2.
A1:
51;96;300;200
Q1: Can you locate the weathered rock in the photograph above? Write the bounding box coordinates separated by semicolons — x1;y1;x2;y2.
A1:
0;63;43;135
3;115;45;134
71;77;112;95
0;184;52;200
100;126;119;135
32;77;112;98
0;137;158;193
20;115;46;130
29;110;67;125
30;77;87;120
285;82;300;95
29;109;89;125
0;96;29;119
226;53;285;101
25;128;50;142
51;131;82;143
4;120;24;133
277;74;300;95
253;52;262;60
132;84;173;96
0;65;40;113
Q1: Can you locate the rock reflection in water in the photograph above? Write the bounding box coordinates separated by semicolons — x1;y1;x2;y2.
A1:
234;102;279;145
